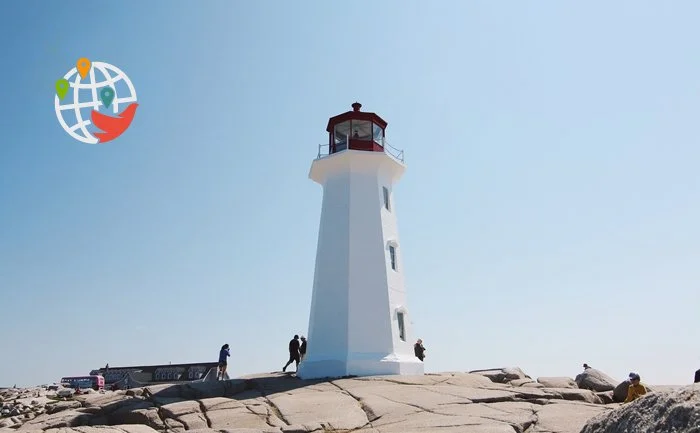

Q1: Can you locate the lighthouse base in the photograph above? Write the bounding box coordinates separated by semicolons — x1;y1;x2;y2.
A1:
296;353;424;380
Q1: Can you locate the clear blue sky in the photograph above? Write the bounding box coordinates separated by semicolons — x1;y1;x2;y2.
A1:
1;1;698;387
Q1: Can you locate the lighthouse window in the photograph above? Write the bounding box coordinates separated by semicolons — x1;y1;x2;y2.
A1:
383;187;390;211
351;120;372;140
397;312;406;341
334;121;351;151
389;245;397;271
373;123;384;145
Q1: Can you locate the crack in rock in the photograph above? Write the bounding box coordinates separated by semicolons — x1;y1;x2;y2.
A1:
378;394;455;417
244;380;289;426
195;400;212;429
328;380;380;426
154;407;168;430
263;397;288;426
522;408;540;433
470;413;533;433
476;402;538;433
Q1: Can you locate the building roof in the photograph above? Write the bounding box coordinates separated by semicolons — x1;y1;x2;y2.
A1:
326;102;388;133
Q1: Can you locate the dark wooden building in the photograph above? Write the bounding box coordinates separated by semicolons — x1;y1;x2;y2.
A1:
90;362;219;386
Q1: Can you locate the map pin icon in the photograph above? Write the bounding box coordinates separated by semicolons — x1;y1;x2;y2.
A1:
55;78;69;100
76;58;91;79
100;87;115;108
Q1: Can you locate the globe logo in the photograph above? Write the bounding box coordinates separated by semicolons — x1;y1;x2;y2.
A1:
54;58;138;144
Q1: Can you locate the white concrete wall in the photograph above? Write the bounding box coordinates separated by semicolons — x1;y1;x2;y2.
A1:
298;150;423;379
306;172;350;358
380;179;416;361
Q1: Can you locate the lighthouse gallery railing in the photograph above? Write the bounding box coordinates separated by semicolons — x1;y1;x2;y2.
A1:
316;139;405;163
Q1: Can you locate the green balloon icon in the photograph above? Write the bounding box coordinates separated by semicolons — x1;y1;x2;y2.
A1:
55;78;69;100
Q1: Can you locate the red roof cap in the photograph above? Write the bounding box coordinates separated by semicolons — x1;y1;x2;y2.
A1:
326;102;388;133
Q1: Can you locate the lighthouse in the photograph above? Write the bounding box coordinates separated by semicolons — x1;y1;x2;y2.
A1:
297;103;423;379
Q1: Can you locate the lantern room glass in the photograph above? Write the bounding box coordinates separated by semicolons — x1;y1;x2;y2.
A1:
334;121;351;151
351;120;372;140
373;123;384;145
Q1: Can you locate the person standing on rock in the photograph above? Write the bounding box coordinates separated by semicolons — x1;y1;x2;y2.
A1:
218;344;230;380
694;368;699;383
624;372;647;403
414;339;426;361
283;335;301;373
300;336;307;362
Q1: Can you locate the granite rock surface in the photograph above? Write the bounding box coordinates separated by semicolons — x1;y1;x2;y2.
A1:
0;368;689;433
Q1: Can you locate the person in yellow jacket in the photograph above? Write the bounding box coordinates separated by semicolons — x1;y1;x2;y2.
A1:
624;372;648;403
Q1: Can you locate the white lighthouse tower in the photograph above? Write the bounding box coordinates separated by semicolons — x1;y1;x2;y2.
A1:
297;103;423;380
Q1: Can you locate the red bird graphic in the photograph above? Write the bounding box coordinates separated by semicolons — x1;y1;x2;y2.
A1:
90;103;139;143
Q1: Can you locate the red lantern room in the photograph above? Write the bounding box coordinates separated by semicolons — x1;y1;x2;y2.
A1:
326;102;388;155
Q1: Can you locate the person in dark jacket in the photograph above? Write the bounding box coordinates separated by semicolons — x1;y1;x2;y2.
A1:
283;335;301;372
694;368;700;383
218;344;230;380
414;339;426;361
300;336;307;361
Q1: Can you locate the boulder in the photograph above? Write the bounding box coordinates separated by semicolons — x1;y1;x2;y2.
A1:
107;408;165;430
14;408;92;430
521;382;545;388
56;389;75;398
469;367;529;384
469;369;508;383
612;380;630;403
509;378;535;387
503;367;530;381
595;391;615;404
575;368;617;392
544;388;602;404
537;377;578;389
580;384;700;433
46;401;82;415
125;389;143;397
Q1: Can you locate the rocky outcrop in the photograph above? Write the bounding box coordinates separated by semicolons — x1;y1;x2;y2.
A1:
45;401;81;415
469;367;530;384
537;377;578;389
575;368;618;392
0;387;54;429
580;384;700;433
0;370;624;433
595;391;614;404
510;378;538;387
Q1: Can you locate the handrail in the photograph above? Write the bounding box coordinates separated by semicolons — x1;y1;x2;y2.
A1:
317;144;330;159
316;140;405;163
384;141;404;163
